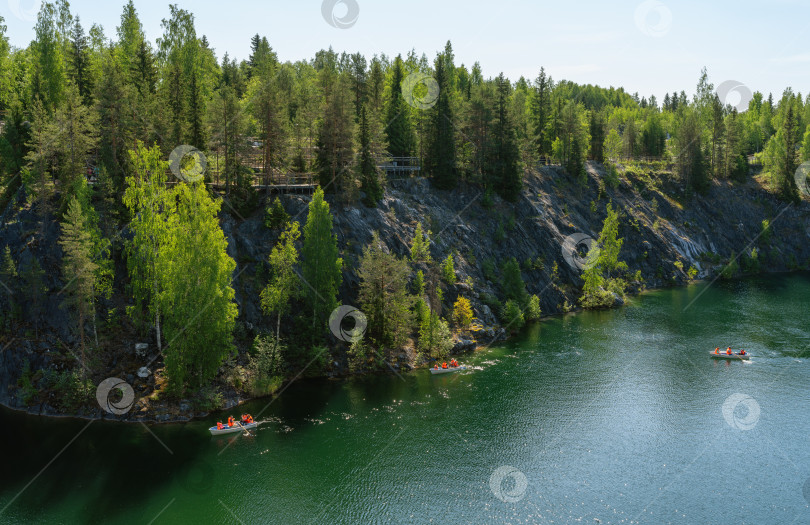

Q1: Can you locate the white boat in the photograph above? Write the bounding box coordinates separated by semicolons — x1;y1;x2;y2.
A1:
710;352;750;361
209;421;258;435
430;365;467;375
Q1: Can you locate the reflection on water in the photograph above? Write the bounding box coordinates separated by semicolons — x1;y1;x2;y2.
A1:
0;273;809;524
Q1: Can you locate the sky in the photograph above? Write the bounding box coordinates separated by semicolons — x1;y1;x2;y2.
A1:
2;0;809;102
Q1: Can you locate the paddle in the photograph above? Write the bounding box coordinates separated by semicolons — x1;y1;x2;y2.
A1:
236;420;252;437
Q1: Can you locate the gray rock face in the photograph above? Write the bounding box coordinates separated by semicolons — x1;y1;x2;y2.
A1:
1;162;809;416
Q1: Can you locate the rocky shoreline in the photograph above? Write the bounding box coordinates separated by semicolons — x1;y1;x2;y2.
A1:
2;161;809;423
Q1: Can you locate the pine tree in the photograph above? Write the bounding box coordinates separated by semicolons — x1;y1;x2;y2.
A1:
60;197;98;372
425;53;458;189
358;104;383;205
21;256;47;338
301;187;343;330
251;72;287;185
95;49;133;191
0;246;17;320
530;67;553;158
764;99;800;202
501;257;528;306
316;77;354;193
51;83;98;206
31;3;66;113
385;55;416;158
68;17;92;104
261;221;301;341
710;94;726;177
209;84;247;195
441;254;456;284
677;110;708;193
486;73;521;200
357;232;414;347
589;110;606;163
410;222;431;262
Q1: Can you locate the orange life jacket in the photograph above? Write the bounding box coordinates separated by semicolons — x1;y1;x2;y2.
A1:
442;362;448;369
217;422;223;429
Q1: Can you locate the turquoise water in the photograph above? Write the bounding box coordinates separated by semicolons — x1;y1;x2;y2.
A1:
1;273;809;524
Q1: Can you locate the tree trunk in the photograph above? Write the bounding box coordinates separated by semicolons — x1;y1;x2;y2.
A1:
156;303;162;354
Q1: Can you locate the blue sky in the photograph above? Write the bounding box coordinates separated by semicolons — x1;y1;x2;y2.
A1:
2;0;808;101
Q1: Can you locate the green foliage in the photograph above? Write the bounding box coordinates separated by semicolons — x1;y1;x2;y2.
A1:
60;196;98;359
264;198;290;230
721;252;739;279
453;296;474;330
347;336;368;373
261;221;300;339
760;219;772;244
418;311;453;359
481;188;494;209
358;105;383;206
500;300;525;332
441;254;456;284
687;266;699;280
410;222;432;262
158;181;238;391
581;203;628;308
301;187;343;331
525;295;542;321
52;369;94;411
425;52;458;190
248;334;285;395
485;73;522;200
385;56;416;158
17;360;38;406
412;270;426;296
414;297;430;327
357;232;414;348
190;385;225;411
500;257;528;305
741;248;760;274
482;258;497;282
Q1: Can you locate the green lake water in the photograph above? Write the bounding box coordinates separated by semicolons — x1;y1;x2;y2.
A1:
1;273;809;524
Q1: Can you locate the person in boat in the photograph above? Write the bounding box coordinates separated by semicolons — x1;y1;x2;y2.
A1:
217;422;223;430
739;350;746;356
714;348;719;354
227;416;234;427
442;362;448;369
726;347;732;355
434;364;439;370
